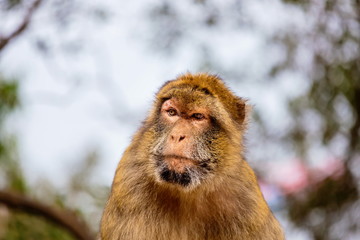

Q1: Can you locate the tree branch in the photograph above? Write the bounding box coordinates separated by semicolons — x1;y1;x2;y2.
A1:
0;0;42;52
0;190;95;240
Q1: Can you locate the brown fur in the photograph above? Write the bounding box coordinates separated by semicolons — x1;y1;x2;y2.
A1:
100;73;284;240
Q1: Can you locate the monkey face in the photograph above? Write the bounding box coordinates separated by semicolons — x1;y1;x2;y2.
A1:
151;96;220;189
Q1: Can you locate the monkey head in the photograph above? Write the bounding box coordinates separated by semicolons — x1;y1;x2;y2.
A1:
145;73;248;190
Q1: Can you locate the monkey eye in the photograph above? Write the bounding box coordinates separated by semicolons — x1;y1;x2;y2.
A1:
192;113;205;120
167;108;177;116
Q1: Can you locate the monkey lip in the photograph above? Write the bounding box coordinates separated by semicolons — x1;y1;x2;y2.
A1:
162;155;196;173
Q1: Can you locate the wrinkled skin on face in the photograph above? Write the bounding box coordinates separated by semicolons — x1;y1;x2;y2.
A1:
151;95;222;188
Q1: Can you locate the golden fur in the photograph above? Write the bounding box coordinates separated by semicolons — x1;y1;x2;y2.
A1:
100;73;284;240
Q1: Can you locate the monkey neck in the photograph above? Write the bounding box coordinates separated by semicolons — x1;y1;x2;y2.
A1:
116;158;269;224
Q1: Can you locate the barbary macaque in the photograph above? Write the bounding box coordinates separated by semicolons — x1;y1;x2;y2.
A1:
100;73;284;240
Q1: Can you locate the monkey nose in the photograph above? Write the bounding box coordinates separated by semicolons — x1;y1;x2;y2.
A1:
171;135;186;142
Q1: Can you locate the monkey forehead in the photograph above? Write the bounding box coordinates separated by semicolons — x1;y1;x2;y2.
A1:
162;97;211;114
158;73;229;102
160;88;215;110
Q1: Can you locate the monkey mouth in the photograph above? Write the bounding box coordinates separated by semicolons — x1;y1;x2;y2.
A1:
162;155;196;173
152;154;213;187
152;154;197;187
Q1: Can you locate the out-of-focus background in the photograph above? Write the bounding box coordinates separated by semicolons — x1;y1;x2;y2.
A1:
0;0;359;239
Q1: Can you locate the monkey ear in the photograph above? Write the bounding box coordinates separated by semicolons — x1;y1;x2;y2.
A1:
235;98;251;127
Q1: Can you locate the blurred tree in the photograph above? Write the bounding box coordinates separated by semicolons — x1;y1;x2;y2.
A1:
0;1;100;239
0;79;98;240
0;77;25;193
270;1;360;240
0;0;42;52
0;73;95;240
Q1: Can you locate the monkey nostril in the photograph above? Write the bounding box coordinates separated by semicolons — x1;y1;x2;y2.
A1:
179;136;185;141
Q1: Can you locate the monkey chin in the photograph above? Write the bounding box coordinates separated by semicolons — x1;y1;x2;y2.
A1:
152;155;203;190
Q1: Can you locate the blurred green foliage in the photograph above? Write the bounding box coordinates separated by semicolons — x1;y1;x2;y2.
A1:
0;75;103;238
0;0;108;235
0;77;19;123
278;1;360;157
0;76;78;239
271;1;360;239
0;77;26;193
4;212;74;240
